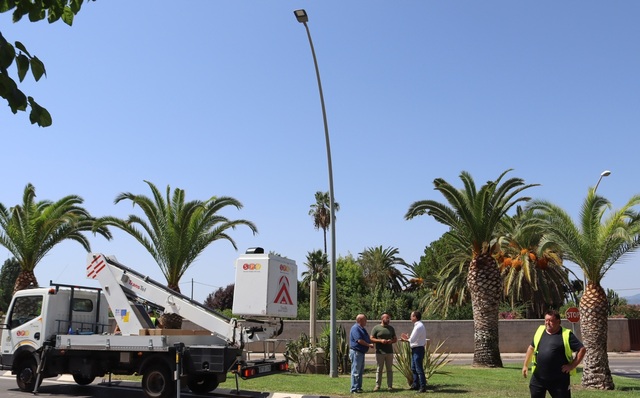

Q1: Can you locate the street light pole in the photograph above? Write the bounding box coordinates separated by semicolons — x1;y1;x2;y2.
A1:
294;9;338;378
594;170;611;193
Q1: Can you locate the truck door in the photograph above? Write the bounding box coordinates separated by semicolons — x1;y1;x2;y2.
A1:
2;295;44;357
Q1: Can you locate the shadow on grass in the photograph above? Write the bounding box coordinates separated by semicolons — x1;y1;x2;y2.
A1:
617;387;640;391
422;383;469;394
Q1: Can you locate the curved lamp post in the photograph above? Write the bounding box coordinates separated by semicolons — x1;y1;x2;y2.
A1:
594;170;611;193
294;9;338;378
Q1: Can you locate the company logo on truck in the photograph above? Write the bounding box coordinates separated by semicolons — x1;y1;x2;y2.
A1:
128;279;147;292
242;263;262;271
273;276;293;305
279;264;292;272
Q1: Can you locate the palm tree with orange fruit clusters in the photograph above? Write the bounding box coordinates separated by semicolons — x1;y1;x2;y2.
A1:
496;207;569;318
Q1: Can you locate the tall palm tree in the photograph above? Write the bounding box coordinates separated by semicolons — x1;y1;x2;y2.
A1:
528;188;640;389
100;181;257;328
0;183;112;293
308;191;340;255
358;246;408;292
405;170;538;367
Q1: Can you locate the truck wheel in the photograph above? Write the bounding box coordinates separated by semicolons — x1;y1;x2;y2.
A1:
15;358;39;392
187;375;219;394
73;374;96;385
141;364;175;398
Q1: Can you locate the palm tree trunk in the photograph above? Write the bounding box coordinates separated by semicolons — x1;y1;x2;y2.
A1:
322;227;328;255
467;253;503;367
13;269;39;294
580;283;614;389
160;283;183;329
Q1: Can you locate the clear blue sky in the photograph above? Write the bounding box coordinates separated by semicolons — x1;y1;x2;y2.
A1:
2;1;639;303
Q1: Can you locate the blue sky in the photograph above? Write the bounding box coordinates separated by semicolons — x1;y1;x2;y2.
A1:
2;1;639;303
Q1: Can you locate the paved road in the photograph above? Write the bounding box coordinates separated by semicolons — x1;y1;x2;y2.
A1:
363;352;640;379
429;352;640;379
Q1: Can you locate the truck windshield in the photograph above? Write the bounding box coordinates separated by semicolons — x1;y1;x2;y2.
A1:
9;295;43;329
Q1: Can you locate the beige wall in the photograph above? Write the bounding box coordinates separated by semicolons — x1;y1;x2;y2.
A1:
229;318;631;354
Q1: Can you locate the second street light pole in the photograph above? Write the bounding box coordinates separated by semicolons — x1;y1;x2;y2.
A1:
294;9;338;378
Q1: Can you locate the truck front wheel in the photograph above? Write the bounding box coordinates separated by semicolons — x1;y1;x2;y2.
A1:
15;358;39;392
141;363;175;398
187;375;219;394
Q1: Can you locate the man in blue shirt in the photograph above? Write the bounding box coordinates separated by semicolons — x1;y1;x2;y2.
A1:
350;313;373;393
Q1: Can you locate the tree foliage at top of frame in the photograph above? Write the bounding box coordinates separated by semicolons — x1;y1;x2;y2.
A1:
0;0;94;127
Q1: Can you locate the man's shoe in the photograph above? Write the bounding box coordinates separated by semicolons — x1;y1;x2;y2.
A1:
418;387;427;393
410;384;419;390
373;386;380;392
356;389;364;393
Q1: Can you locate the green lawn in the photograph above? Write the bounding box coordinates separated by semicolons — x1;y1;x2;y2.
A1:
218;365;640;398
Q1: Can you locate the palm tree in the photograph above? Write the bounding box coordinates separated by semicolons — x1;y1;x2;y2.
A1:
528;188;640;389
0;184;112;293
308;191;340;255
358;246;408;292
301;249;328;289
498;207;569;318
405;170;538;367
100;181;257;328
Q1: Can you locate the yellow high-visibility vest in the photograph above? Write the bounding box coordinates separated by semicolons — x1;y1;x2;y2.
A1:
531;325;576;375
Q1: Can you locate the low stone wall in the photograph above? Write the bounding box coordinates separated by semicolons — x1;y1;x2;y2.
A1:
230;318;631;354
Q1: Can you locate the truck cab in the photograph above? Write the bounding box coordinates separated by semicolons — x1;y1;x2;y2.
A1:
1;284;110;370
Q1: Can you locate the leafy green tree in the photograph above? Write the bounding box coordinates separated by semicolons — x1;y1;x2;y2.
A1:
100;180;257;328
409;232;471;318
367;285;417;321
308;191;340;255
358;246;408;292
0;0;93;127
528;188;640;389
0;257;20;312
0;183;111;293
405;170;537;367
319;254;365;320
606;289;626;316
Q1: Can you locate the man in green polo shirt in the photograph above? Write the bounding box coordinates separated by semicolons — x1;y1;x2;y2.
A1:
370;312;398;391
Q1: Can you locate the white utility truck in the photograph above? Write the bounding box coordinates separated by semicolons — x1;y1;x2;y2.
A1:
0;248;297;398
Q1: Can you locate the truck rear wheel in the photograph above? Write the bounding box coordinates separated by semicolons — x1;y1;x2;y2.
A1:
141;363;175;398
73;374;96;385
15;358;40;392
187;375;219;394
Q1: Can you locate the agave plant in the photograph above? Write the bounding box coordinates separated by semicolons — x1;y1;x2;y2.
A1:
393;339;452;386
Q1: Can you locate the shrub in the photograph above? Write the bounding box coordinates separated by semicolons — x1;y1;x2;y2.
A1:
319;324;350;374
393;340;452;386
284;333;317;373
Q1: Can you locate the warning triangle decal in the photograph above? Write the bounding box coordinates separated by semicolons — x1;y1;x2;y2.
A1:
274;276;293;305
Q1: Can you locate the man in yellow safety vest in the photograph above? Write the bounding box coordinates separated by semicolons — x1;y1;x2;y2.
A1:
522;309;586;398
